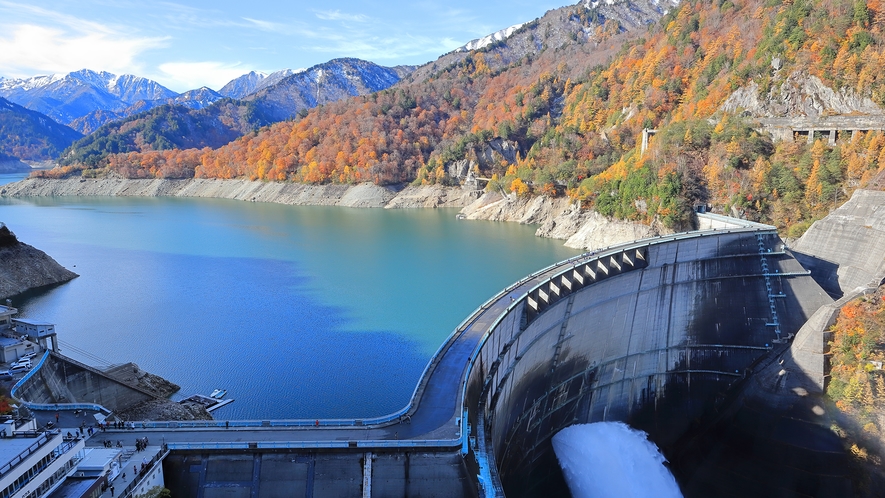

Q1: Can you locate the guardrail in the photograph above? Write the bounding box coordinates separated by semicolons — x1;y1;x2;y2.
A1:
0;430;56;478
119;447;166;498
166;438;460;451
10;350;50;400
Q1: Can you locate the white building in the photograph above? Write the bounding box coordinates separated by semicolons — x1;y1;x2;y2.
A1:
0;419;86;498
0;306;41;364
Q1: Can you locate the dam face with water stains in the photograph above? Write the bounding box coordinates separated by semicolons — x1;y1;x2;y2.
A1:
464;221;833;496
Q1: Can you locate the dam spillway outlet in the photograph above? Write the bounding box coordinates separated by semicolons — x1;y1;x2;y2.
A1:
552;422;683;498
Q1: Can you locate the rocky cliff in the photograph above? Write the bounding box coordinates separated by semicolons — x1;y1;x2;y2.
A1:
0;225;78;299
1;177;665;249
722;72;884;119
461;191;668;249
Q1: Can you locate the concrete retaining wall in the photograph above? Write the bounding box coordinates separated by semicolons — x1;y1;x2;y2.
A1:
163;450;474;497
15;352;156;412
792;189;885;297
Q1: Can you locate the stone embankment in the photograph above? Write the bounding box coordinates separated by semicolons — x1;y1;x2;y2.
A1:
0;224;78;299
103;362;180;398
117;398;213;421
1;177;665;249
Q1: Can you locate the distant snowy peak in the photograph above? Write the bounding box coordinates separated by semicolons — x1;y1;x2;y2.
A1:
581;0;681;12
173;87;224;109
0;73;65;92
0;69;178;125
456;23;526;52
219;69;300;99
0;70;175;102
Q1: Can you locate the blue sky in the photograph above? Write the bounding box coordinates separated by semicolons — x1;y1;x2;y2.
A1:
0;0;568;92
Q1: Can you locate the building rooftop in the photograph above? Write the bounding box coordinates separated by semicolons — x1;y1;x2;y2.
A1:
0;431;59;478
46;476;99;498
76;447;120;473
0;336;22;349
12;319;54;327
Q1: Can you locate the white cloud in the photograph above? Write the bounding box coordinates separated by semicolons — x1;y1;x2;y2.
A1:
0;22;166;78
154;61;252;91
241;17;289;34
314;10;371;23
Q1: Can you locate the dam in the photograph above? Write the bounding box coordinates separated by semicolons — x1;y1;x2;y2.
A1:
11;208;878;497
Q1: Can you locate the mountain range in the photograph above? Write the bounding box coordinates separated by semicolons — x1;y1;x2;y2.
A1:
0;70;177;127
0;58;412;163
58;58;414;167
68;0;885;238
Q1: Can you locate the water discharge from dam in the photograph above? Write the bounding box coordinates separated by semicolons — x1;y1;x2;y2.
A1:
552;423;683;498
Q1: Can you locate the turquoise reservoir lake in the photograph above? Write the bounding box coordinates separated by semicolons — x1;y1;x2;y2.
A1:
0;182;580;419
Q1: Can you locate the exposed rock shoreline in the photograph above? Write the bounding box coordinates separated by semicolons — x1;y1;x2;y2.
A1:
0;224;78;300
1;177;667;249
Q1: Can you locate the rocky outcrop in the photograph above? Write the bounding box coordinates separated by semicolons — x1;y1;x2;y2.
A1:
446;138;522;180
116;398;212;421
722;72;884;118
461;191;668;249
0;225;78;299
541;208;666;250
103;363;180;398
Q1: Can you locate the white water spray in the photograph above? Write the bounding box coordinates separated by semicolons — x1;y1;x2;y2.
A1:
552;422;684;498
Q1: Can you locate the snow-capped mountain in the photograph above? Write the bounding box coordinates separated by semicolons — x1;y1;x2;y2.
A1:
456;23;527;52
218;69;302;99
172;86;224;110
0;70;177;125
245;59;408;122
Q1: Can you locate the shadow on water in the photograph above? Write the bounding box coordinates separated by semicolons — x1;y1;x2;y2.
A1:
10;245;429;420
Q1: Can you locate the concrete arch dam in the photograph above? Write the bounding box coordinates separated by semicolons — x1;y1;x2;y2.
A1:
76;219;848;497
464;222;836;496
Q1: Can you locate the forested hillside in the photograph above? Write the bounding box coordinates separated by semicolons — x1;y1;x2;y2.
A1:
45;0;885;234
0;97;82;161
59;99;271;168
55;59;412;169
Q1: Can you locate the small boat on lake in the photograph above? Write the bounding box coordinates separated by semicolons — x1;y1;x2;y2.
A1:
210;389;227;399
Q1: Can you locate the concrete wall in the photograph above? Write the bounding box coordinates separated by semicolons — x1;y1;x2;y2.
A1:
466;230;832;497
15;352;156;412
792;189;885;297
163;450;474;497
